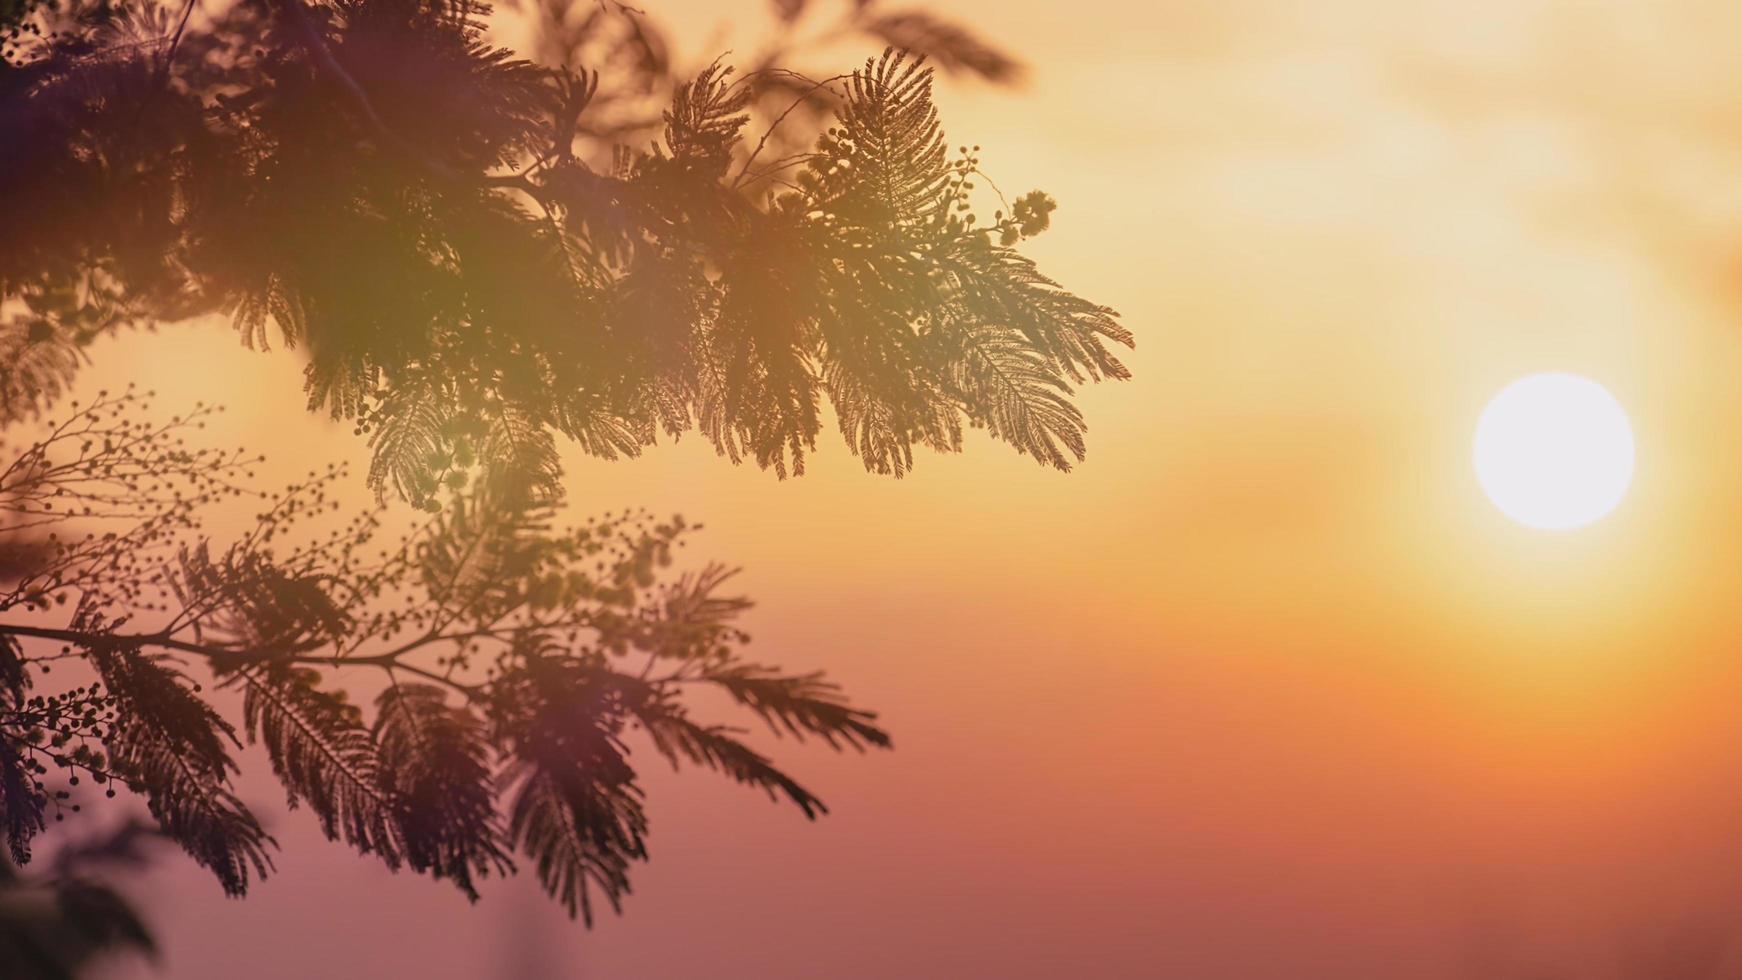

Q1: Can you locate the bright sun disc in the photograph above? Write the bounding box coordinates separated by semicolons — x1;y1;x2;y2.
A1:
1473;372;1635;531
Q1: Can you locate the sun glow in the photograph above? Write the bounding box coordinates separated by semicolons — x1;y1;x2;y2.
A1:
1473;373;1635;531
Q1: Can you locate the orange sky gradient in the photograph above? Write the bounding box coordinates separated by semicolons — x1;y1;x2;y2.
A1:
78;0;1742;976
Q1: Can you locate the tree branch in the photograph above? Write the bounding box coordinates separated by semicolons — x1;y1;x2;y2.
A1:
0;622;478;698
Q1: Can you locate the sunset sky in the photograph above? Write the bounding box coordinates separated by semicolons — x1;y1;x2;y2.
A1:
86;0;1742;976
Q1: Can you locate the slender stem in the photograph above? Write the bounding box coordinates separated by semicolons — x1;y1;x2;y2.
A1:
157;0;200;88
731;73;848;190
0;622;244;660
0;622;479;697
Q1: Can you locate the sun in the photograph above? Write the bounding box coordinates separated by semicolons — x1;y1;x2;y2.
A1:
1473;372;1635;531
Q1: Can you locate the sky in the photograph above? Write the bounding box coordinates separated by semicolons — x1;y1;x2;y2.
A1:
80;0;1742;976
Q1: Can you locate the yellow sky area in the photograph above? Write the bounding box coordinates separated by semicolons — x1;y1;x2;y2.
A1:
80;1;1742;977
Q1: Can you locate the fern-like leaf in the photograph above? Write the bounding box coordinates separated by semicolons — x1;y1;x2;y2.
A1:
635;699;826;818
0;319;85;425
0;637;39;867
936;321;1085;471
704;229;823;478
804;50;950;234
228;664;403;867
367;379;452;505
418;473;557;621
937;237;1133;384
0;738;43;868
92;647;233;778
648;564;750;658
104;730;274;898
482;401;565;498
95;647;271;896
821;335;961;477
496;660;646;924
175;543;351;654
303;352;378;421
703;664;890;751
225;274;308;352
375;683;511;900
547;391;649;463
663;61;750;179
503;761;644;925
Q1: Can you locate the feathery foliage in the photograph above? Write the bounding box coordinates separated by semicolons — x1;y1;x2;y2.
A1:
0;392;892;922
2;0;1129;493
374;681;507;899
0;0;1135;954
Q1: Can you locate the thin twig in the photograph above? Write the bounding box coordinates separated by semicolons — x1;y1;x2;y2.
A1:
731;72;849;190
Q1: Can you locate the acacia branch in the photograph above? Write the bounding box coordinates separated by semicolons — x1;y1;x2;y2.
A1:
0;622;478;697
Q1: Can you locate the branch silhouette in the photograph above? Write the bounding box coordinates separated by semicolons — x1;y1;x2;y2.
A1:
0;391;889;920
0;0;1133;958
3;0;1130;494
